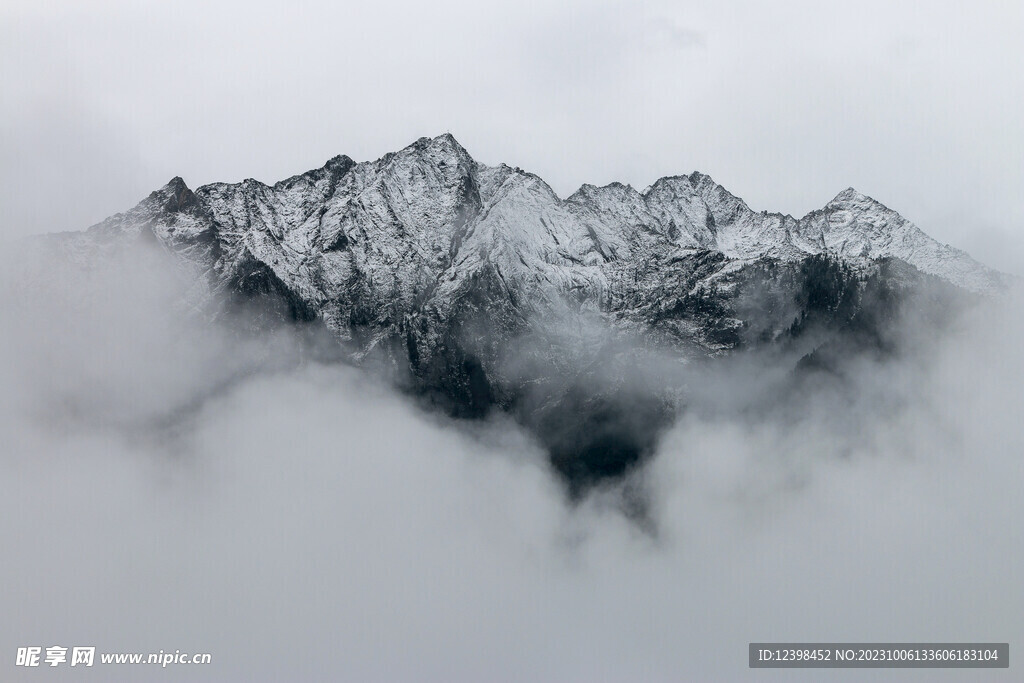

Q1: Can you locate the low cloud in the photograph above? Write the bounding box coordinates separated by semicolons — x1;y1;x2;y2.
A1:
1;241;1020;681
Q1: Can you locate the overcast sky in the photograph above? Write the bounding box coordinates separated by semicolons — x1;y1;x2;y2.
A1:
2;0;1022;273
3;6;1023;677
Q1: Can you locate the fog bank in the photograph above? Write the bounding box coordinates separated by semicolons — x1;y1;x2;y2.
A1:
1;242;1020;681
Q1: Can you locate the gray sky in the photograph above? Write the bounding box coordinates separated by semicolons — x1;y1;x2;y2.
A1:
3;6;1022;677
2;0;1023;273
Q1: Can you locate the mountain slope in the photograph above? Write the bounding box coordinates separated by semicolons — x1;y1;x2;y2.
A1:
53;134;1004;489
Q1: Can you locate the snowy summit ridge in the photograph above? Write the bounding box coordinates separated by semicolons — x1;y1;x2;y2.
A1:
63;131;1005;361
52;133;1005;486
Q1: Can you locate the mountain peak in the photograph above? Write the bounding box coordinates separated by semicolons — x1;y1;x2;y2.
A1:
569;181;640;202
687;170;717;187
402;132;471;160
161;176;190;194
644;171;726;197
323;153;355;170
826;187;899;218
433;132;460;145
831;187;871;204
152;176;202;214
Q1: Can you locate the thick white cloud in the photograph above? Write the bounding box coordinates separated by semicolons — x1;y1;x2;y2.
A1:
0;237;1020;680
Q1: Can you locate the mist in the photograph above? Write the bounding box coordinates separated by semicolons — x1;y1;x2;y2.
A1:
1;239;1021;681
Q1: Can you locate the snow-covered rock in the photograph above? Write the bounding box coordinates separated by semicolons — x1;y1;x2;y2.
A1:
49;133;1004;486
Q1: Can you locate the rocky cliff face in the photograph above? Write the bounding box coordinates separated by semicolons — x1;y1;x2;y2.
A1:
51;134;1004;490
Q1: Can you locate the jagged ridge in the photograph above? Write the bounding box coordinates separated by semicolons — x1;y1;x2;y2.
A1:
53;134;1003;489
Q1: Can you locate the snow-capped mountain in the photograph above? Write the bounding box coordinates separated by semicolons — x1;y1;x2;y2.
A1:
50;134;1004;487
